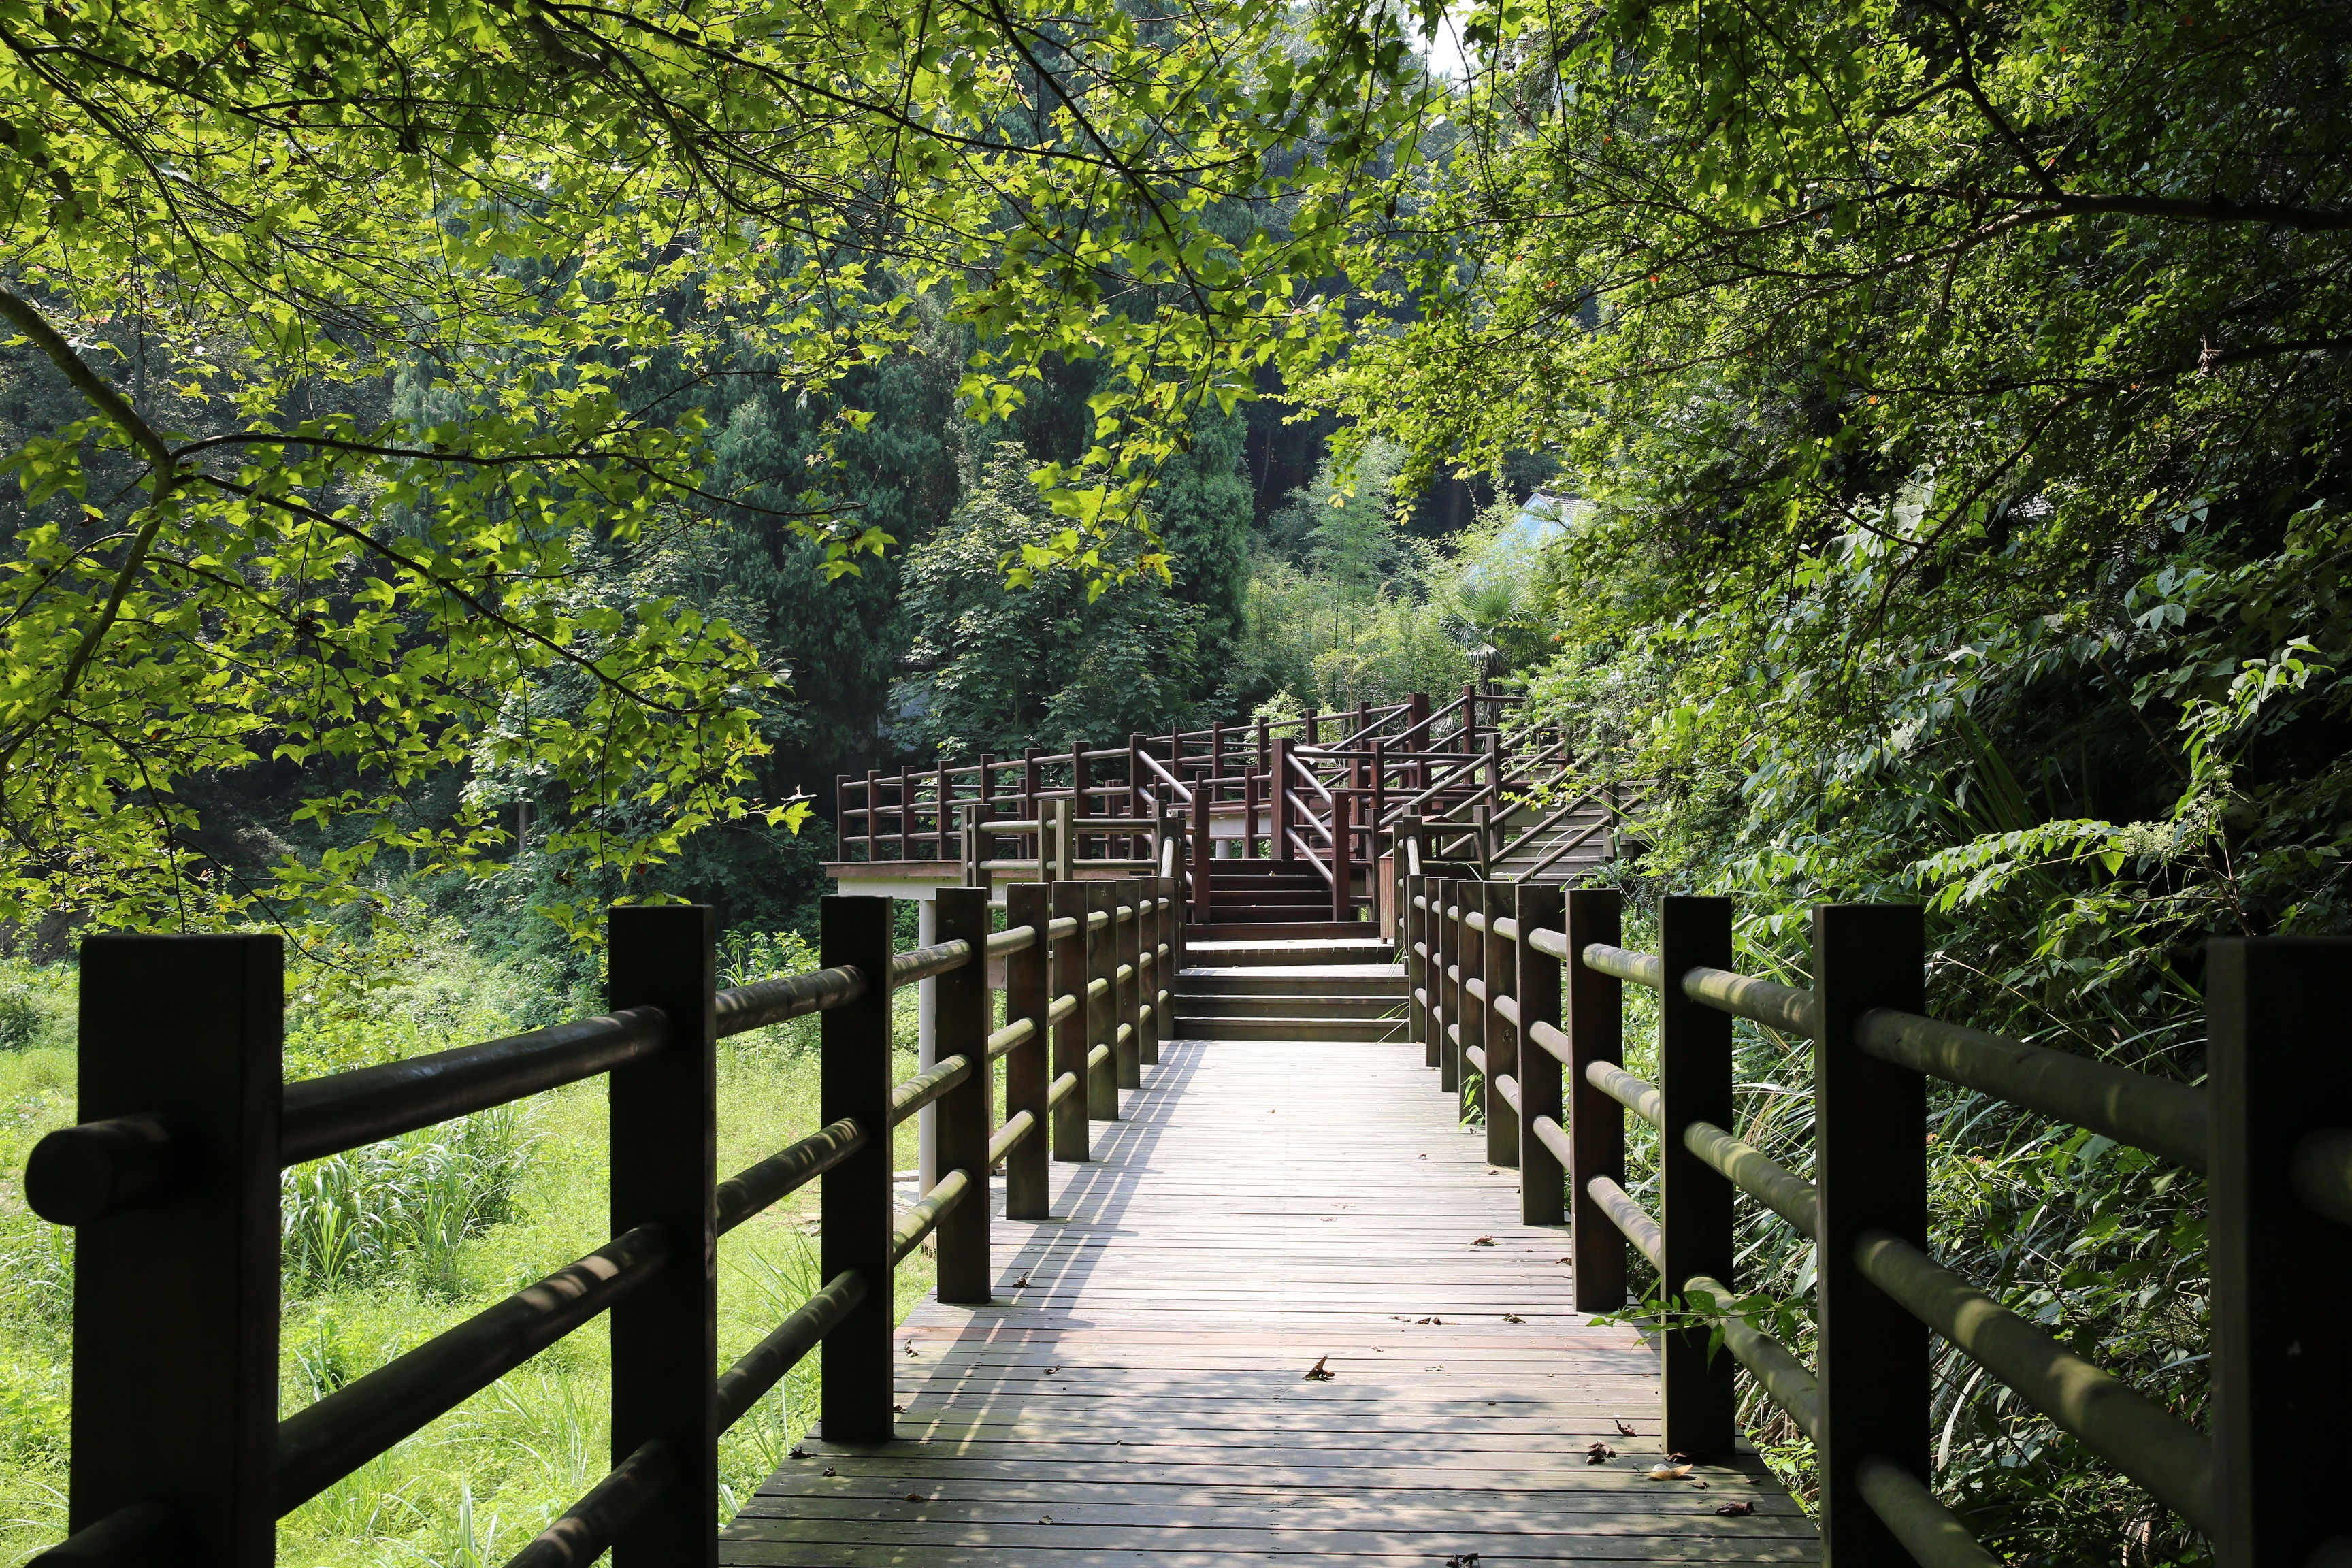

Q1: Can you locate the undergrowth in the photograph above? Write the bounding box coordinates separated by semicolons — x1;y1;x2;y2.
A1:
0;917;930;1567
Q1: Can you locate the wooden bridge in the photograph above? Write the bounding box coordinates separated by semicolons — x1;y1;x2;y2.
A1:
20;692;2352;1567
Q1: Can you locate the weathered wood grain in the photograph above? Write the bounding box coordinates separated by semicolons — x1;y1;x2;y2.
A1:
725;994;1812;1565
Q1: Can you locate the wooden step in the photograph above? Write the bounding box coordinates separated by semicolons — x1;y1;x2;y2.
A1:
1181;938;1395;965
1176;969;1407;997
1175;993;1407;1017
1207;905;1352;925
1204;893;1336;907
1188;919;1375;940
1173;1014;1410;1041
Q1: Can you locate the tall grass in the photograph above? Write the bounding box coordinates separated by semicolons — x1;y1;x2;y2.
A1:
282;1106;537;1296
0;917;934;1568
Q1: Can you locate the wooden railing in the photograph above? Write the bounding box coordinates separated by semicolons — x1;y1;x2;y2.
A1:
21;879;1180;1567
835;687;1562;878
1402;877;2352;1567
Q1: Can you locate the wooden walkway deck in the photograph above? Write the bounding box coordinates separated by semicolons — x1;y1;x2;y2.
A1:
725;979;1814;1565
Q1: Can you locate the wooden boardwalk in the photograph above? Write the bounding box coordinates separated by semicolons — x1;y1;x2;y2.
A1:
725;983;1814;1565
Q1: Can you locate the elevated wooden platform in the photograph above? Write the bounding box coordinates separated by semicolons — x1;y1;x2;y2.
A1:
724;969;1812;1564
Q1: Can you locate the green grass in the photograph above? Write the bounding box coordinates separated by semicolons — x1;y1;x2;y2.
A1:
0;924;936;1567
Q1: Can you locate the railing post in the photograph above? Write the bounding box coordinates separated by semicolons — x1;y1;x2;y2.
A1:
1190;786;1213;922
1515;884;1566;1226
1142;875;1169;1067
2208;936;2352;1567
608;904;719;1564
1482;879;1519;1168
1087;881;1120;1120
60;934;282;1563
819;894;896;1443
1049;879;1092;1162
1113;877;1143;1090
1813;902;1928;1564
1405;870;1428;1058
1330;787;1353;922
1271;735;1293;860
932;887;992;1305
1128;732;1147;855
1045;797;1072;883
1567;887;1625;1312
1003;882;1053;1221
1457;879;1486;1123
1659;894;1737;1458
1441;879;1467;1093
897;765;914;859
1022;745;1041;864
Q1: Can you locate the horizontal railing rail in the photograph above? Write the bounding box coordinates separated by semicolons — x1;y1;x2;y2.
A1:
1399;875;2349;1567
24;874;1185;1567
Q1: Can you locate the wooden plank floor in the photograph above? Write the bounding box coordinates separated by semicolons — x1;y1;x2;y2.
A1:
725;998;1816;1565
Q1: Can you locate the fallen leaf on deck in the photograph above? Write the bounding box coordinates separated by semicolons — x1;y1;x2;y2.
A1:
1013;1273;1030;1288
905;1493;924;1503
1614;1418;1637;1436
1471;1236;1496;1246
789;1447;806;1459
1584;1442;1613;1465
1304;1356;1336;1381
822;1467;838;1477
1667;1452;1690;1463
1503;1313;1524;1323
1716;1501;1757;1516
1647;1464;1693;1480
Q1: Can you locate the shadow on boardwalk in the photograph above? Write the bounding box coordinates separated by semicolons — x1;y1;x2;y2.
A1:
724;1034;1815;1565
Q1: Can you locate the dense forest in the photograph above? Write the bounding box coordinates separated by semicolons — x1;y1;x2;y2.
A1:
2;0;2345;1561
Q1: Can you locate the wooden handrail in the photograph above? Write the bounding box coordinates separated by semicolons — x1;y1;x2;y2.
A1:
1399;879;2343;1563
25;872;1189;1567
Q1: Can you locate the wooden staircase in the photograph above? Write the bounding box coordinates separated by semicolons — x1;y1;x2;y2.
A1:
1175;934;1407;1043
1193;859;1367;939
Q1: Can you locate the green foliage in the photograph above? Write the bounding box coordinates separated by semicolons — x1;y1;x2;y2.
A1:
1298;0;2352;1552
897;451;1207;753
0;0;1433;944
281;1107;538;1296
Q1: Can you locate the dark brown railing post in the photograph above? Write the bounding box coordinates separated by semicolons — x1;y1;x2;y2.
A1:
1087;881;1120;1120
1659;894;1737;1458
1567;887;1626;1313
1049;879;1092;1162
1436;879;1462;1092
60;934;282;1563
933;887;992;1304
1021;746;1041;864
1457;879;1486;1123
1482;880;1518;1168
1515;883;1567;1226
1003;882;1053;1220
1271;734;1294;860
1813;902;1928;1564
1405;870;1429;1060
1190;786;1213;922
2208;936;2352;1568
1143;874;1170;1067
1113;877;1143;1091
607;904;719;1565
1330;788;1353;922
819;894;896;1443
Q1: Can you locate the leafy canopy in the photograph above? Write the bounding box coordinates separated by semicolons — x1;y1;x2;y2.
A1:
0;0;1434;939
